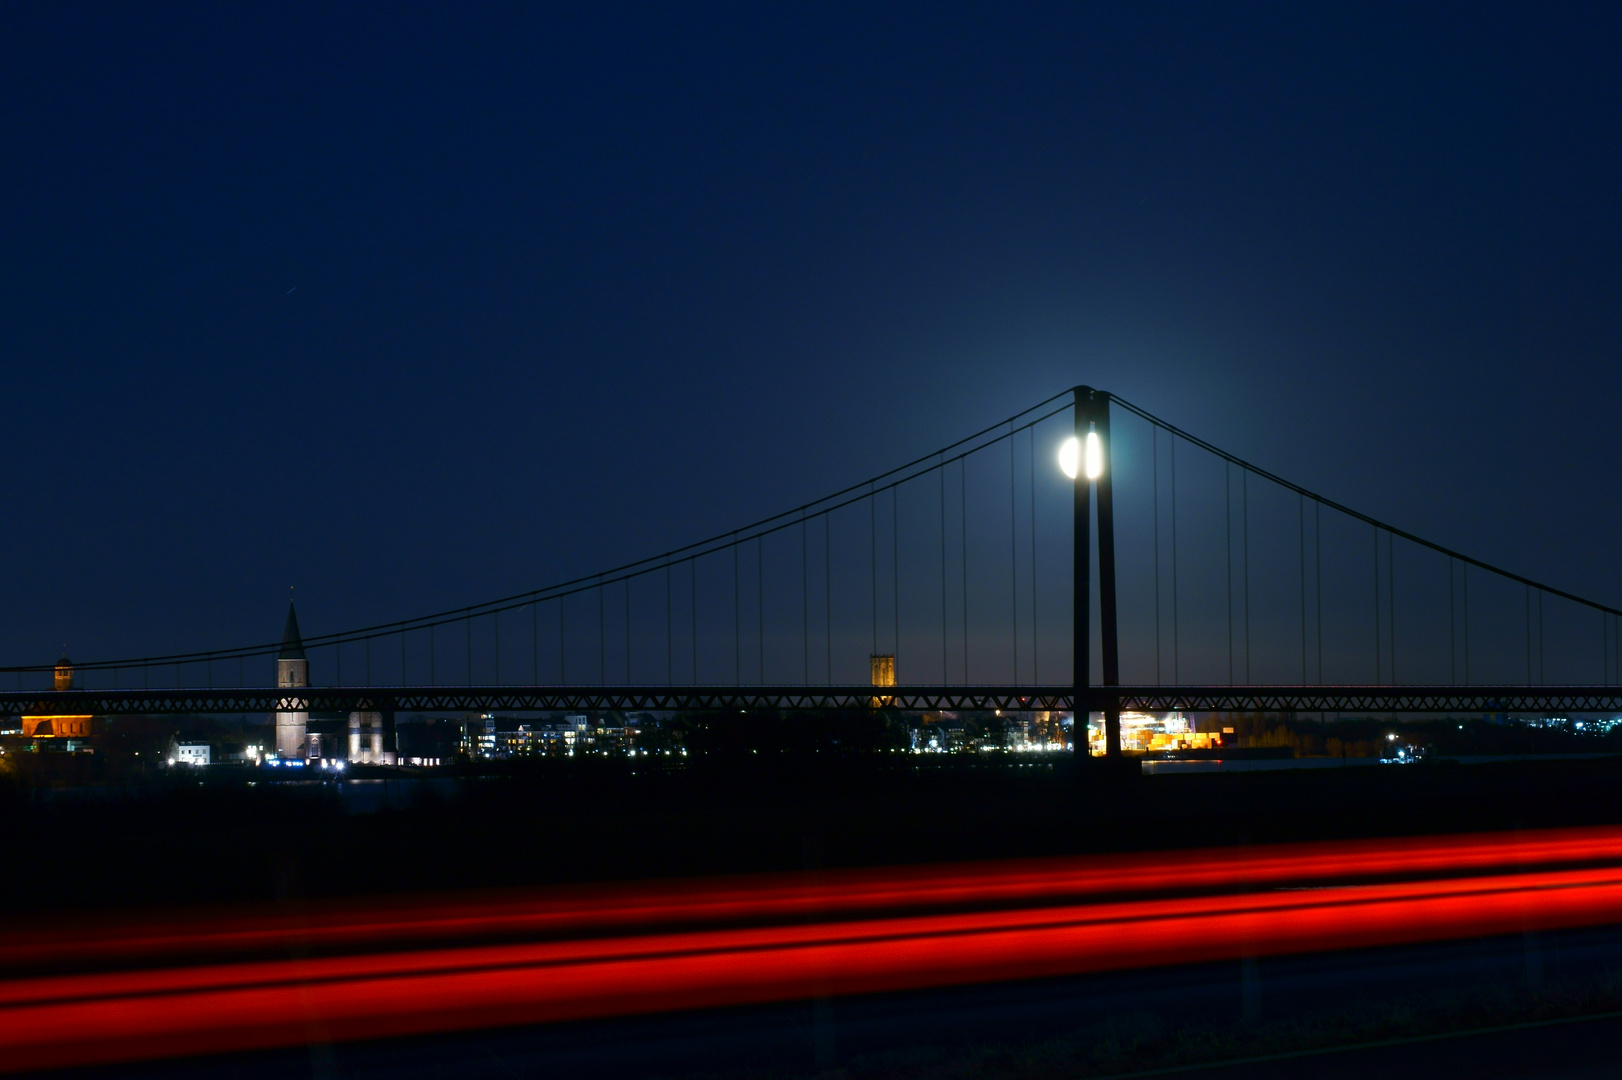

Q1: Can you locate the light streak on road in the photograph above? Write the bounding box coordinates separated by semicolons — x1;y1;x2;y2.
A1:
8;825;1622;1073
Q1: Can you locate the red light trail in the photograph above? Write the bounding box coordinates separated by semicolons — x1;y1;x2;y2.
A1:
7;825;1622;1073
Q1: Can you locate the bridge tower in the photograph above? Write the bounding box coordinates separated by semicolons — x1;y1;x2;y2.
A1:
274;601;309;760
1073;387;1122;759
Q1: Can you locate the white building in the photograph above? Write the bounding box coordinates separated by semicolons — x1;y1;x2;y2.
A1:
174;743;211;766
348;710;395;764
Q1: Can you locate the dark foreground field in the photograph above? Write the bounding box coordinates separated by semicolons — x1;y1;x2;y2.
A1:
9;755;1622;914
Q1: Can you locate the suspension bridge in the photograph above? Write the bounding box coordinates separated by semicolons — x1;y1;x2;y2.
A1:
5;386;1622;756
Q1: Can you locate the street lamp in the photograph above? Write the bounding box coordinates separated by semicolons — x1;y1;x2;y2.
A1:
1058;436;1080;479
1058;430;1104;481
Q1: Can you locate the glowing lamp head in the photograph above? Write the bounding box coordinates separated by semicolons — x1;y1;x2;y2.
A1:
1058;437;1080;480
1059;433;1104;480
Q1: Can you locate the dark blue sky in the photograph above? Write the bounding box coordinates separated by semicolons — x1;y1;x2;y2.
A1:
2;3;1618;669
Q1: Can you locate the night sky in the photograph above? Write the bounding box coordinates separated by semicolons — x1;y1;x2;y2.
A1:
2;3;1619;675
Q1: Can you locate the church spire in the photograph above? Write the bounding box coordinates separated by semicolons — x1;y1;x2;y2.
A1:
274;596;310;760
279;600;306;661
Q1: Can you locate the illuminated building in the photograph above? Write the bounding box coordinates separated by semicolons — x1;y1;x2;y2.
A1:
1025;710;1067;751
459;714;625;758
269;603;397;765
1086;711;1222;756
870;653;895;708
20;655;97;744
164;737;264;766
348;710;395;764
561;715;588;752
274;602;309;759
174;744;211;766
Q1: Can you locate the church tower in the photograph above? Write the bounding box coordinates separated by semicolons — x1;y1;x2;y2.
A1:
274;601;309;759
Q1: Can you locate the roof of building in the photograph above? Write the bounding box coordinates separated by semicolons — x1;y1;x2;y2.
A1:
279;601;307;661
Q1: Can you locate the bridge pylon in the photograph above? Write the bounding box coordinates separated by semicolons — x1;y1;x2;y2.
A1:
1073;386;1121;760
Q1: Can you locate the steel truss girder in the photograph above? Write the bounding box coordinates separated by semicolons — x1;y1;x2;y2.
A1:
3;684;1622;717
0;685;1071;716
1097;687;1622;714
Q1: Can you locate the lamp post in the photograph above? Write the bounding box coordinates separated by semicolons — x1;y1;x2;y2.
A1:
1062;387;1121;760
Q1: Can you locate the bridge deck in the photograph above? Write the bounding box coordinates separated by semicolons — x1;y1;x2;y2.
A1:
3;685;1622;715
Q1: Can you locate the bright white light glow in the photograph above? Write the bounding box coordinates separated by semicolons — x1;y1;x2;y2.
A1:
1058;437;1080;479
1060;434;1105;480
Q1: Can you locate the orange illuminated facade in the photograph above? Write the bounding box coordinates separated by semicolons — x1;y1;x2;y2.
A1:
21;714;96;738
869;653;896;708
22;655;100;742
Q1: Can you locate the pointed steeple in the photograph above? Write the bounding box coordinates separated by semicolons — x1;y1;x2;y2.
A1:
279;601;307;660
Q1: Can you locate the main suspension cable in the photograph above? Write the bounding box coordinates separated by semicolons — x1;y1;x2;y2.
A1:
1111;394;1622;620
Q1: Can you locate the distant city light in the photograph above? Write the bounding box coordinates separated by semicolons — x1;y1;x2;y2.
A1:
1058;436;1080;479
1084;431;1103;480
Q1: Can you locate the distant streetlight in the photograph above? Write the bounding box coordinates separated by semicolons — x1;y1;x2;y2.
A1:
1057;430;1104;481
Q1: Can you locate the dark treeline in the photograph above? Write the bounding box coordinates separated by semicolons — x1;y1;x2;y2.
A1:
678;709;910;756
1219;712;1622;759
